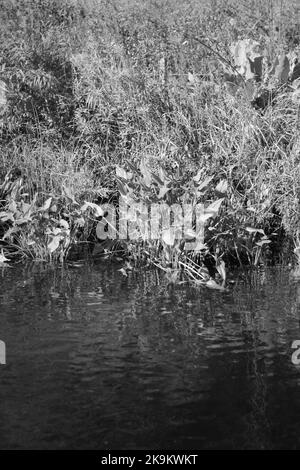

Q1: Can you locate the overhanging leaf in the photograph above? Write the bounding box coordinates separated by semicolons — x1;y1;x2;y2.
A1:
205;198;224;216
47;235;61;253
40;197;52;212
245;227;265;235
215;179;228;194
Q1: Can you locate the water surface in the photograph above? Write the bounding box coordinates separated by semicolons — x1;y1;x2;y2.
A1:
0;262;300;449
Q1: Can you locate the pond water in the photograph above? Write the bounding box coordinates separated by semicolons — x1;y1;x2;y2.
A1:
0;262;300;450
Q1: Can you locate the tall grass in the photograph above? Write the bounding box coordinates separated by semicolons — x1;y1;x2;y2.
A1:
0;0;299;274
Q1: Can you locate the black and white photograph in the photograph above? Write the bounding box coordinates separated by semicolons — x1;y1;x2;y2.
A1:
0;0;300;455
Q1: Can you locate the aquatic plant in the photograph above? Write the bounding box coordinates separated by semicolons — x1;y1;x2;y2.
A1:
0;0;299;277
0;169;102;261
114;158;273;287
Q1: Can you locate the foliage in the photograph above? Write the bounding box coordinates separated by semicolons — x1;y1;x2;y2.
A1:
223;37;300;107
114;158;274;287
0;167;104;261
0;0;300;285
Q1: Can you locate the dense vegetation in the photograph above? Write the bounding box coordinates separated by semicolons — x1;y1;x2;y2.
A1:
0;0;299;287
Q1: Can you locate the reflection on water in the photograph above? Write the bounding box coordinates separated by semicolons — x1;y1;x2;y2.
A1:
0;262;300;449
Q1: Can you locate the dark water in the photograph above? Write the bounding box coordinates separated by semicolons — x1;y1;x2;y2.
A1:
1;262;300;450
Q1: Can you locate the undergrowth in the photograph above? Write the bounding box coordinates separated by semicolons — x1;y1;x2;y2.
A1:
0;0;300;288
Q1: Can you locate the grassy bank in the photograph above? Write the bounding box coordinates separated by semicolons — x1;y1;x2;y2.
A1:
0;0;300;286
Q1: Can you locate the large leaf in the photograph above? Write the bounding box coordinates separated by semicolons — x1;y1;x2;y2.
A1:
246;56;263;82
158;184;170;199
193;168;203;183
40;197;52;212
198;198;224;224
206;198;224;212
245;227;265;235
194;241;208;251
81;201;104;217
161;229;175;246
205;198;224;216
59;219;69;230
230;39;263;81
271;54;290;83
48;235;61;253
63;185;77;204
206;279;227;291
116;166;132;180
198;212;214;224
216;259;226;282
215;179;228;194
